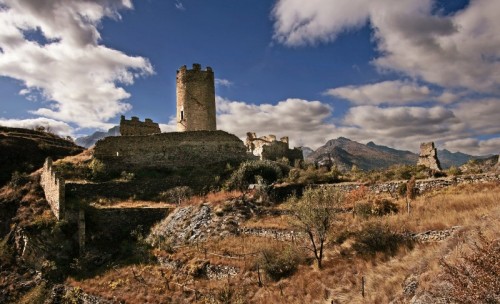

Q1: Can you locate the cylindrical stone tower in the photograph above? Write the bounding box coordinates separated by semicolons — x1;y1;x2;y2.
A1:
176;63;216;131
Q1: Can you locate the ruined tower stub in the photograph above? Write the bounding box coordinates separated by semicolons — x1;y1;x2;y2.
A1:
176;63;216;132
417;142;442;171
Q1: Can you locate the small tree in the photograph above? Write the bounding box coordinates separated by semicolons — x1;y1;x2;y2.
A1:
288;186;344;269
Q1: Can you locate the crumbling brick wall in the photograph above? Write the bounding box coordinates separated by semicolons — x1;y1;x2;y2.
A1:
40;157;65;220
93;130;250;171
245;132;303;163
119;115;160;136
417;142;442;171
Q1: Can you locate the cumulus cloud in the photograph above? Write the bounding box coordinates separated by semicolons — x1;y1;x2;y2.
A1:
0;117;74;136
272;0;500;93
453;98;500;136
325;80;432;105
216;97;336;148
0;0;153;129
214;95;498;154
443;137;500;155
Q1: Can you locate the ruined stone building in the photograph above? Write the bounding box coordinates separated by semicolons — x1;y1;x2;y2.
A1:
176;63;216;132
417;142;442;171
94;131;249;172
119;116;161;136
245;132;303;163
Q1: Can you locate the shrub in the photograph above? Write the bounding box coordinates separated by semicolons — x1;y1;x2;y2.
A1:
259;245;301;281
158;186;193;204
225;160;287;190
354;199;398;217
89;159;108;181
371;199;398;216
354;202;373;218
440;233;500;303
353;223;408;257
9;171;30;187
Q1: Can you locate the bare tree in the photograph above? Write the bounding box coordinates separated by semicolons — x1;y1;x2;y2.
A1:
288;186;344;269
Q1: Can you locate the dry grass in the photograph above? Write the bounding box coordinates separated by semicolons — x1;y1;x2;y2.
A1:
182;190;243;206
66;182;499;303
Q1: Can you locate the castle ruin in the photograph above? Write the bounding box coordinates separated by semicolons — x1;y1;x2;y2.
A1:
176;63;216;132
417;142;442;171
119;115;161;136
245;132;303;163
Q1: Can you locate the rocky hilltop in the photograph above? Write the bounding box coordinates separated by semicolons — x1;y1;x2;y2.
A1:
0;126;83;186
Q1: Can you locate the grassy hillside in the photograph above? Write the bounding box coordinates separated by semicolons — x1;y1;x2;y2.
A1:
62;182;499;303
0;126;84;186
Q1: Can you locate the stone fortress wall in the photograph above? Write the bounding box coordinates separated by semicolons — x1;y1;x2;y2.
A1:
40;157;65;220
245;132;303;163
93;130;250;172
417;142;442;171
119;115;161;136
176;63;216;132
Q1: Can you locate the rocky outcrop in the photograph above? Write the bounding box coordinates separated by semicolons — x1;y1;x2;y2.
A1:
147;199;258;247
417;142;442;171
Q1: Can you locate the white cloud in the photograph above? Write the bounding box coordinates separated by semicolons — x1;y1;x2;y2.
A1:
215;78;232;87
325;80;431;105
453;98;500;136
216;96;336;148
272;0;500;93
175;1;185;11
443;137;500;155
215;95;499;154
0;117;74;136
0;0;153;130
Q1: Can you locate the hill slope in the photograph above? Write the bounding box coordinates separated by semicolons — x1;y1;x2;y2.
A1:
0;126;84;186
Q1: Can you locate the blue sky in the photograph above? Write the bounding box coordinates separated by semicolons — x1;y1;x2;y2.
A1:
0;0;499;155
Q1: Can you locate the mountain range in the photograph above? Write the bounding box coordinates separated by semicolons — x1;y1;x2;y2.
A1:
305;137;489;171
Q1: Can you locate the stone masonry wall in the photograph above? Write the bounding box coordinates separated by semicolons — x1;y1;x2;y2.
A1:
40;157;65;220
245;132;303;163
271;173;500;202
119;115;160;136
93;130;250;172
417;142;442;171
176;64;216;132
323;173;500;195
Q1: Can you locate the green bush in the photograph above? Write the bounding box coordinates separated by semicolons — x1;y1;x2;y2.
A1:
353;223;409;257
89;159;108;181
371;199;398;216
225;160;287;190
9;171;30;187
158;186;193;204
259;245;301;281
354;202;373;218
354;199;398;217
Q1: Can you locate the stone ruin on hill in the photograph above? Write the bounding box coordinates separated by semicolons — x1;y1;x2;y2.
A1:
119;115;160;136
417;142;442;171
245;132;303;163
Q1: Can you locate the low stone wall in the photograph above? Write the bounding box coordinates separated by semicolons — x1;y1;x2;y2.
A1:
40;158;65;220
323;173;500;195
93;130;250;172
272;173;500;200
